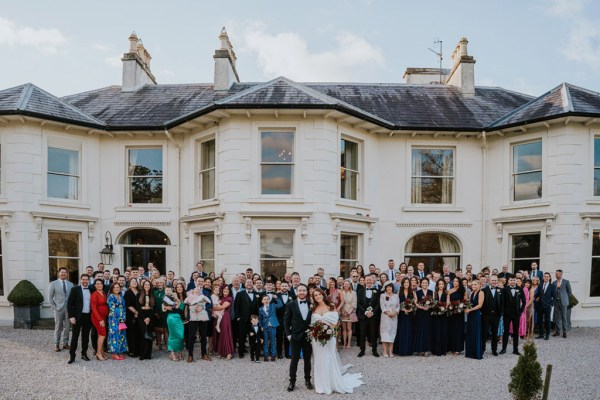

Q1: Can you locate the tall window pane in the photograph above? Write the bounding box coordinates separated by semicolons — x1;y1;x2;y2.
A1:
48;231;80;284
260;230;294;279
48;147;79;200
594;138;600;196
591;231;600;297
510;233;540;273
340;139;359;200
513;141;542;201
128;148;163;203
261;132;294;195
340;234;359;277
200;233;215;273
200;140;216;200
0;236;3;296
404;232;460;271
411;148;454;204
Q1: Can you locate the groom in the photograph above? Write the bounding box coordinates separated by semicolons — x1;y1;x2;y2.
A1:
284;284;313;392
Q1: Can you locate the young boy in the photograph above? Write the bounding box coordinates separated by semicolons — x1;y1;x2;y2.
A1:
258;293;282;362
249;315;262;363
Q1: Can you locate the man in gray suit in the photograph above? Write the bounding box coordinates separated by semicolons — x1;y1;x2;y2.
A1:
48;267;74;351
552;269;572;338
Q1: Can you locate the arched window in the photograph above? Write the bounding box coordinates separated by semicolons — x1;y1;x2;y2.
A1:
404;232;461;272
118;229;170;274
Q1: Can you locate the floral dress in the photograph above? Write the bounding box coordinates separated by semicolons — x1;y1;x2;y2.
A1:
107;294;128;354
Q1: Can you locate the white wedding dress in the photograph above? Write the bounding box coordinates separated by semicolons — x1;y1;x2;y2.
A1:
311;312;364;394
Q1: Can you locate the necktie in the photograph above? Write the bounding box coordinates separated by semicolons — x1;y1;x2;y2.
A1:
62;281;67;294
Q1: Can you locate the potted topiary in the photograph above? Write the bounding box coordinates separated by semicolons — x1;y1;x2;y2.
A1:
7;280;45;329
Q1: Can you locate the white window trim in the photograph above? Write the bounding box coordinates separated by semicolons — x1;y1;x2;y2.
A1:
249;217;304;276
43;135;84;205
125;143;166;206
498;221;546;272
590;129;600;199
252;122;303;199
339;134;364;203
196;132;217;203
507;136;545;205
407;143;458;208
339;232;362;276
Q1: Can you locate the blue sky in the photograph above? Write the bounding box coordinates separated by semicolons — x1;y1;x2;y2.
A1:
1;0;599;97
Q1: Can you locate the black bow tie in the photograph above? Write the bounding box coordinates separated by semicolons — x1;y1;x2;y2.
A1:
299;300;307;304
267;291;273;294
83;287;89;290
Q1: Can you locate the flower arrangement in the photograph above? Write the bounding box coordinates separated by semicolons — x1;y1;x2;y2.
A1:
430;300;449;316
306;320;338;346
399;298;415;313
448;299;471;314
417;295;433;309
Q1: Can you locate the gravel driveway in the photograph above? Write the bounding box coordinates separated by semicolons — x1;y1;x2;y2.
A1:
0;327;598;399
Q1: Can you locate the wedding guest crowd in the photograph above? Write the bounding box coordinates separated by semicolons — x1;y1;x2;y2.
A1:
51;259;573;364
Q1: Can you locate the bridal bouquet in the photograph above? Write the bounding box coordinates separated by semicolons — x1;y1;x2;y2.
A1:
417;295;433;309
429;301;448;316
448;299;472;314
399;298;415;313
306;320;338;346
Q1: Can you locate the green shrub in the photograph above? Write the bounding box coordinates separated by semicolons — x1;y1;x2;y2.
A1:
508;341;543;400
7;280;44;306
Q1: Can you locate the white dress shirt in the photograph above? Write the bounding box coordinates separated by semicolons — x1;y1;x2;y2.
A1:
82;286;91;313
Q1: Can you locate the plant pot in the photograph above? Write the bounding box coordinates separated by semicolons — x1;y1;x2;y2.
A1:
13;305;41;329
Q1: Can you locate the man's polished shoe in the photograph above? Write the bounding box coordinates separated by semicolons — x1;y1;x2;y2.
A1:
55;345;61;352
305;381;314;390
499;349;506;355
287;382;295;392
372;352;380;357
563;332;567;338
513;351;521;356
536;335;544;339
544;336;549;340
187;355;193;363
492;351;498;356
357;351;365;357
67;356;75;364
553;331;560;337
63;344;70;350
81;354;90;361
201;355;212;361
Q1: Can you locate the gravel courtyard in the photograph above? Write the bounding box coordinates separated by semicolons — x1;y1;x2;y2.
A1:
0;327;598;400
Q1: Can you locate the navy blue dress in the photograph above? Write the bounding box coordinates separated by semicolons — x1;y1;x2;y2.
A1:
393;291;414;356
448;290;465;353
431;291;448;356
465;290;482;360
413;289;433;353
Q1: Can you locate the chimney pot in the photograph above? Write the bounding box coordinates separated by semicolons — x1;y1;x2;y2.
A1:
444;36;475;96
129;31;138;52
214;27;240;91
121;32;156;92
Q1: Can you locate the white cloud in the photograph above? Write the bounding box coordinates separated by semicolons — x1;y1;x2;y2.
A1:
241;23;384;81
542;0;586;17
105;55;122;67
561;20;600;68
0;17;66;54
93;43;112;52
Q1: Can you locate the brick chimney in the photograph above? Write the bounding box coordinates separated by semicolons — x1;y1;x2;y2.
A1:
445;37;476;96
213;27;240;91
121;32;157;92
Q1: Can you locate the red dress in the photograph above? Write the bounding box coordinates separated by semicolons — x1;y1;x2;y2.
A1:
91;291;109;336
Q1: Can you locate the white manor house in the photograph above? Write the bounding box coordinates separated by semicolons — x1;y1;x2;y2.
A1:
0;31;599;326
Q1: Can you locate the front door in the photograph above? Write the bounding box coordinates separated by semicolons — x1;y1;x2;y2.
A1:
123;247;166;275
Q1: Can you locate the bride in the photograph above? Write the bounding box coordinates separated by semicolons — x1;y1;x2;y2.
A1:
310;288;364;394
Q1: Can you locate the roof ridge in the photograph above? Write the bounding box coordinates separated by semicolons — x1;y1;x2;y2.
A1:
16;83;34;110
564;82;600;97
561;82;574;113
31;84;106;125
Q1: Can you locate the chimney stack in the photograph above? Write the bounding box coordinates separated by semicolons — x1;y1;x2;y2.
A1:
121;32;157;92
213;27;240;91
445;37;476;96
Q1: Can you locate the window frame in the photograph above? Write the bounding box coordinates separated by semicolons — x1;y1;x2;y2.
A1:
340;137;361;201
198;137;216;201
47;230;81;285
126;146;164;205
199;231;216;274
259;130;295;196
340;233;360;277
410;146;456;205
511;139;543;203
47;146;81;201
593;137;600;197
258;229;295;278
509;232;541;273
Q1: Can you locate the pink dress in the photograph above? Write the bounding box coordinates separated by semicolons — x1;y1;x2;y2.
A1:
509;286;529;337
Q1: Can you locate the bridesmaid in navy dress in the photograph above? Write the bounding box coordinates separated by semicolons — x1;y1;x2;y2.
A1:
447;277;466;355
465;280;484;360
393;278;415;356
413;278;433;355
431;279;449;356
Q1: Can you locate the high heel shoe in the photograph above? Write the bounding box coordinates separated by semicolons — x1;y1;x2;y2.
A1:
96;354;106;361
170;353;178;361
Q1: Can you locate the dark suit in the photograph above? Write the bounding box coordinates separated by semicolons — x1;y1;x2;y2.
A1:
284;299;312;383
247;324;262;361
481;286;503;353
535;283;555;338
501;285;526;352
530;269;543;282
233;290;259;357
67;285;92;359
356;286;381;354
276;291;295;358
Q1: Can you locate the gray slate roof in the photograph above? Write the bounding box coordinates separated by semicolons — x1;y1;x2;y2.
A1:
0;77;599;132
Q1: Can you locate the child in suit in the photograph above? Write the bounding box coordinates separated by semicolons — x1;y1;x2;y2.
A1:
258;294;282;362
248;315;262;363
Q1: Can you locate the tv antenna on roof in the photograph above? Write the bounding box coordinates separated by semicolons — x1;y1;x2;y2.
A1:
428;40;443;84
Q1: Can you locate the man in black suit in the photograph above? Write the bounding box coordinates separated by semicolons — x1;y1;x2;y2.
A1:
481;274;503;356
233;278;259;358
356;275;380;357
276;281;295;359
500;277;526;355
536;272;555;340
284;284;313;392
66;274;92;364
189;261;208;282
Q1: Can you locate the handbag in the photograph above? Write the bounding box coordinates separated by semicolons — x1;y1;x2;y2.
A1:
118;322;127;331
